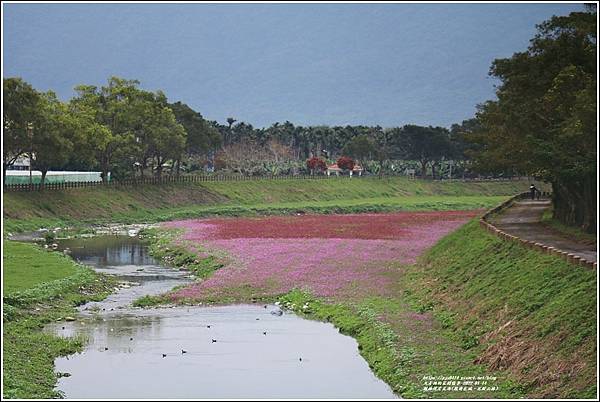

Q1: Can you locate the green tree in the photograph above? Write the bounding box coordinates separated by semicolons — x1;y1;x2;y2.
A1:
450;118;479;161
342;134;377;162
70;77;141;181
372;128;398;176
70;77;188;180
146;105;186;178
395;125;454;178
2;78;42;181
31;92;76;188
65;101;113;173
472;6;596;232
169;101;221;157
111;88;187;178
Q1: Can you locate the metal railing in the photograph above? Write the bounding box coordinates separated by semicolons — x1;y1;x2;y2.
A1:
2;173;528;192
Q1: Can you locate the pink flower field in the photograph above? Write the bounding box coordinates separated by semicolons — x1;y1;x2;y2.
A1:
163;211;479;301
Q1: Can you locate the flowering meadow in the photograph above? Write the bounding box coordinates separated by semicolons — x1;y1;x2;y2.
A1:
164;211;479;301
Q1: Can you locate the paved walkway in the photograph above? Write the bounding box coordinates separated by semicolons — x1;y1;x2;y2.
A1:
493;199;597;263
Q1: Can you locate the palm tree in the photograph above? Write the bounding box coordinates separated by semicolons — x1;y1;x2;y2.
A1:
225;117;237;145
226;117;236;129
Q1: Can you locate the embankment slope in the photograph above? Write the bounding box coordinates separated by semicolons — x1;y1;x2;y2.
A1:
4;177;535;231
406;220;596;398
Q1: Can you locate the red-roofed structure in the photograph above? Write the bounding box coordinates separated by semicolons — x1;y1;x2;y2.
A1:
327;163;363;176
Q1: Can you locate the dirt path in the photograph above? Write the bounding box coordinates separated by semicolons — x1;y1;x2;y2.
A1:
494;199;597;263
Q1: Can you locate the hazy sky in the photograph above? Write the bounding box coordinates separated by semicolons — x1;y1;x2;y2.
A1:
3;2;583;128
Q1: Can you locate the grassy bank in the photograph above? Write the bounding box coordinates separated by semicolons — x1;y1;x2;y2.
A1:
277;289;524;399
405;220;596;398
4;177;535;232
3;241;113;399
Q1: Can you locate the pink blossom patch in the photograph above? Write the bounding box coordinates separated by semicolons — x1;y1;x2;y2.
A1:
164;211;478;300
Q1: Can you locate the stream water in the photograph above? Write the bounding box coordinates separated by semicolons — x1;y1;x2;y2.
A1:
42;235;397;399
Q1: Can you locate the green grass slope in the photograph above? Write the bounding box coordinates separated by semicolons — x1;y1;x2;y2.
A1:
404;220;596;398
3;242;79;293
3;241;113;398
3;177;535;232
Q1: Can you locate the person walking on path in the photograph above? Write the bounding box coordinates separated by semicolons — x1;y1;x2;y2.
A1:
530;184;537;200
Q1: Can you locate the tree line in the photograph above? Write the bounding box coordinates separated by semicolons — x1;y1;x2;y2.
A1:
210;119;476;177
4;76;479;185
3;77;221;184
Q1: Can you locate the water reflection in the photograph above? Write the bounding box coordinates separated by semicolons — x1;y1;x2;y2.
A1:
48;305;397;399
59;236;157;267
58;235;192;312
